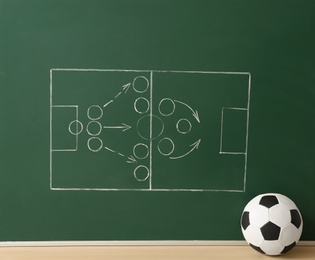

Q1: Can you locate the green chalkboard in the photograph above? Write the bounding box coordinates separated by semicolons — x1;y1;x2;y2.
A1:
0;0;315;243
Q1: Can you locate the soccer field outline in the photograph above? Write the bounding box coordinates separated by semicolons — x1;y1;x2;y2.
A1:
50;68;252;192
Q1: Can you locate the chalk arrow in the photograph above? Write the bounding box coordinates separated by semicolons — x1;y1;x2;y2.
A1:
104;147;138;164
122;82;131;93
192;110;200;123
170;139;201;160
127;155;137;164
103;100;113;108
103;123;131;132
103;83;132;107
174;100;200;123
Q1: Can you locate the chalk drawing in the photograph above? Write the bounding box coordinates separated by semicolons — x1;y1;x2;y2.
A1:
50;69;251;192
133;76;149;93
103;123;131;132
69;120;83;136
134;165;150;181
174;100;200;123
86;121;102;136
133;143;149;160
87;137;103;152
170;139;201;160
219;107;248;155
103;82;132;108
51;105;79;152
134;97;150;114
176;118;192;135
158;98;176;117
158;137;175;156
136;114;164;140
104;145;137;164
87;105;103;120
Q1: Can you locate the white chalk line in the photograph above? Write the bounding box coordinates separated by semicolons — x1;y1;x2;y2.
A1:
103;123;131;131
52;149;77;152
50;187;244;192
219;107;248;154
51;105;79;152
243;74;252;192
50;68;251;75
50;70;53;189
220;152;246;155
103;100;113;108
218;72;251;192
114;91;122;99
149;71;153;190
50;69;251;192
104;146;116;153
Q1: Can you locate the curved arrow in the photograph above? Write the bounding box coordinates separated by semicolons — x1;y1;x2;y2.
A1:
170;139;201;160
174;100;200;123
103;123;131;132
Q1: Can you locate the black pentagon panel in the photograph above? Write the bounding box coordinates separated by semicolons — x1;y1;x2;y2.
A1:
249;244;266;254
281;242;296;254
290;209;302;228
261;222;281;240
241;211;250;230
259;195;279;208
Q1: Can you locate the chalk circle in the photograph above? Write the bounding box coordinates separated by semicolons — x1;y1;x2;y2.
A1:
87;105;103;120
158;137;175;156
133;143;149;159
134;165;150;182
176;118;192;134
68;120;83;135
137;115;164;140
87;137;103;152
86;121;102;136
132;76;149;93
134;97;150;114
158;98;175;116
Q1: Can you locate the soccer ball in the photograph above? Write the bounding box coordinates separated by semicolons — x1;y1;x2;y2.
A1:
241;193;303;256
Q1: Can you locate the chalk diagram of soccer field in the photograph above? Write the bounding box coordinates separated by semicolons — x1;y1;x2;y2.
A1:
50;69;251;192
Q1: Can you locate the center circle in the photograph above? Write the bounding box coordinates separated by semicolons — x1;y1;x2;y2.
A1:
137;115;164;140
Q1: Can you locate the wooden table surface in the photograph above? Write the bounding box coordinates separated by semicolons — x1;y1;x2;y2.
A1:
0;246;314;260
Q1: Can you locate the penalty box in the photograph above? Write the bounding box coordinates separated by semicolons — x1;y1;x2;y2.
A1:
50;69;251;192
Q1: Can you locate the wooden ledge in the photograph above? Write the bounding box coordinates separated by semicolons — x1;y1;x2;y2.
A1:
0;246;314;260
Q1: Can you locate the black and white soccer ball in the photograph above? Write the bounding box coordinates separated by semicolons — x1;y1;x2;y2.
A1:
241;193;303;256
